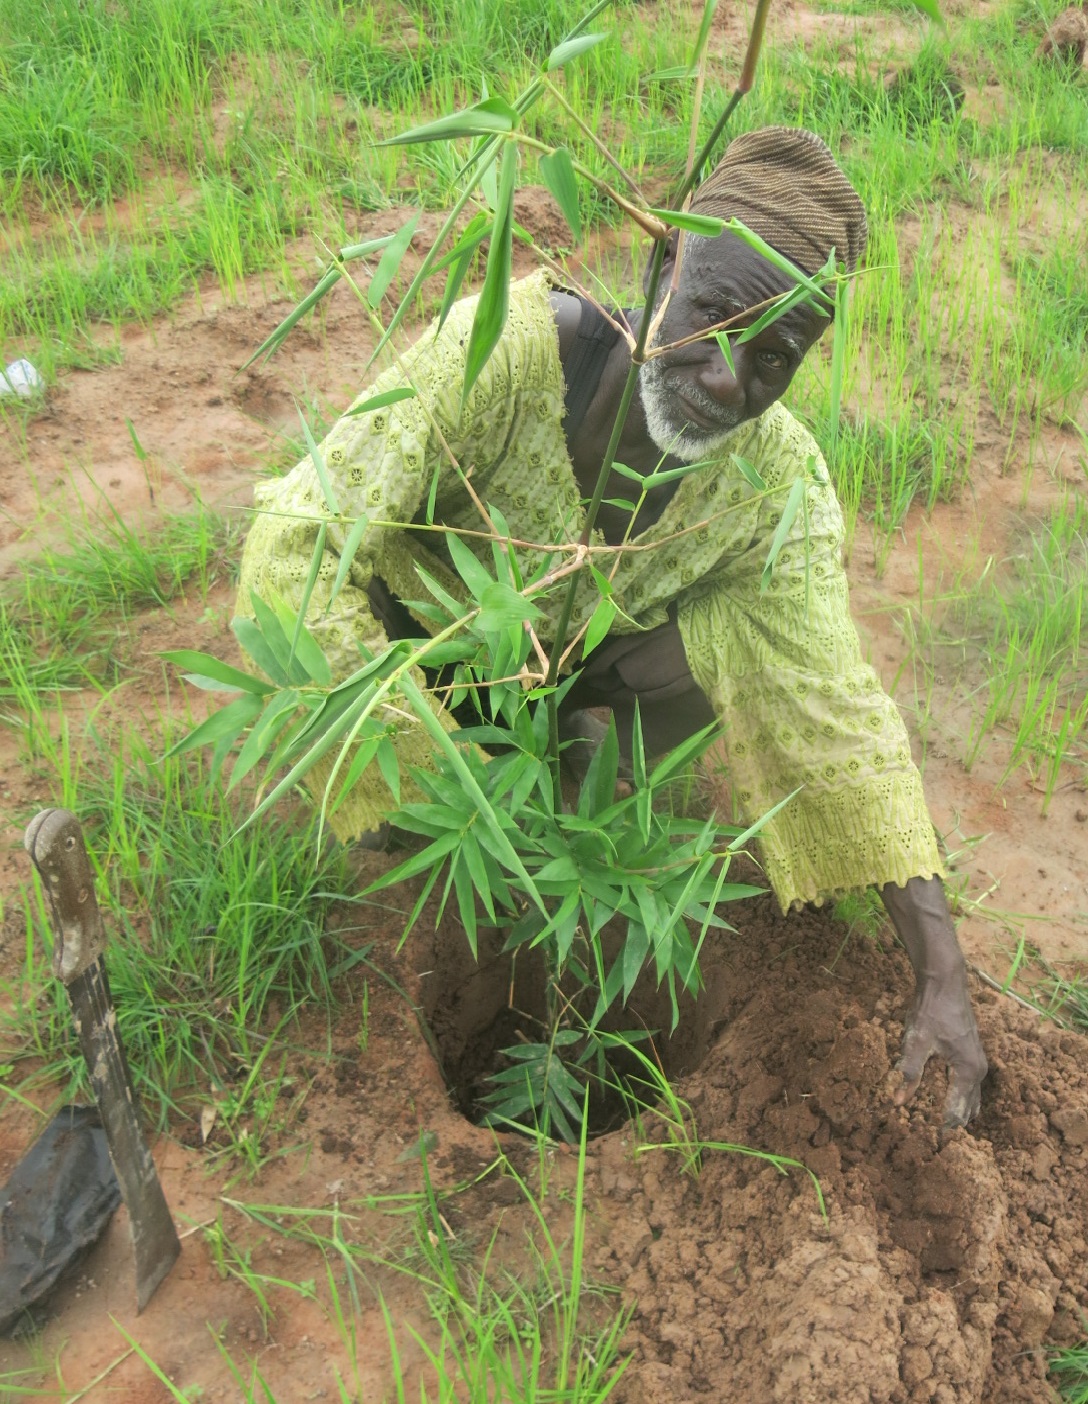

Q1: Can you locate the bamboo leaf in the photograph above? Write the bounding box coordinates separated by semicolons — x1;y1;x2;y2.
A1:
452;860;479;957
229;690;303;789
646;64;696;81
338;235;401;262
760;478;805;594
376;735;401;806
297;404;341;516
589;564;613;598
582;596;617;658
462;141;517;409
445;532;494;601
477;580;542;631
827;276;850;454
908;0;943;20
413;639;471;666
587;717;620;816
285;523;330;680
647;721;719;786
546;31;609;70
433;211;492;331
439;237;484;331
431;212;491;276
623;921;651;1001
248;590;300;679
735;283;821;344
164;692;264;758
715;330;735;374
326;513;370;613
379;98;518;147
630;699;648;791
649;208;726;237
344;386;417;418
398;672;545;914
461;831;497;922
232;614;289;686
241;233;397;369
280;665;388;760
245;681;389;828
539;148;582;241
327;736;381;810
365;830;463;890
480;156;500;215
242;267;341;370
414;564;468;622
728;788;802;849
271;592;332;686
368;211;420;310
731;454;766;491
161;650;274;696
639;459;714;488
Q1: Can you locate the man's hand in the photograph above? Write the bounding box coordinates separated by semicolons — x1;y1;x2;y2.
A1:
879;876;988;1128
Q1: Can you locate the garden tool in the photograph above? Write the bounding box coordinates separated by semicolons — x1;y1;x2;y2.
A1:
23;808;181;1312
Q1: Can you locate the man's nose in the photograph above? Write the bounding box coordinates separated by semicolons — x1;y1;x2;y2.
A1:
696;342;746;410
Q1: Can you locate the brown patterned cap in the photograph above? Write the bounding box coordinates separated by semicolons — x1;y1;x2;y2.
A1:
689;126;867;276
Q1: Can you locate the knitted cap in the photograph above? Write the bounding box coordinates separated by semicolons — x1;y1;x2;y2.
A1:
689;127;867;276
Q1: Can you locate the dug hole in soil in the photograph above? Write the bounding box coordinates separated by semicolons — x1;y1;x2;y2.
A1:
409;871;1088;1404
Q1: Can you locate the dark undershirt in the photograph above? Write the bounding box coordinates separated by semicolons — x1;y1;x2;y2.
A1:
560;296;682;542
562;296;623;440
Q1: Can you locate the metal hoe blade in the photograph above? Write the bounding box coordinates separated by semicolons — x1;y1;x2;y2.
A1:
24;808;181;1312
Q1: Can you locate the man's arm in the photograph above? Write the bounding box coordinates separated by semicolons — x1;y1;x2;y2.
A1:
879;876;988;1127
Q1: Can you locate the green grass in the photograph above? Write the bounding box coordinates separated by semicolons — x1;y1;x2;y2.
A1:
1;730;356;1130
1051;1342;1088;1403
0;506;237;714
4;0;1086;483
1040;964;1088;1034
926;495;1088;796
199;1132;629;1403
88;1128;629;1402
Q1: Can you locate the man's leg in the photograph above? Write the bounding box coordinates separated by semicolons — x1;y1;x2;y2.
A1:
879;876;988;1127
560;611;717;760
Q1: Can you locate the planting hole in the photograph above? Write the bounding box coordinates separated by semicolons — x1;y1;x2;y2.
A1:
416;917;731;1138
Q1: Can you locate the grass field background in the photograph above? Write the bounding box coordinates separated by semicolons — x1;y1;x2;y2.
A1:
1;0;1086;1396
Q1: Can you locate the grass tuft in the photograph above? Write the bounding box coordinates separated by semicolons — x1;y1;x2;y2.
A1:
0;507;238;709
2;730;353;1128
1051;1341;1088;1404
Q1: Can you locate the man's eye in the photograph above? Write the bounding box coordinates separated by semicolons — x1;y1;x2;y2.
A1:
705;308;727;327
758;350;788;371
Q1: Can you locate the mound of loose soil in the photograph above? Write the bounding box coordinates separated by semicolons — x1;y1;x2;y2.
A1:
408;890;1088;1403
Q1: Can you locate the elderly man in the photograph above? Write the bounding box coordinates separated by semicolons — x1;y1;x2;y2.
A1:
238;127;987;1126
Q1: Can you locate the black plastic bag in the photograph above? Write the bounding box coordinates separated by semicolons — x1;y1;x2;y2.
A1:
0;1105;121;1335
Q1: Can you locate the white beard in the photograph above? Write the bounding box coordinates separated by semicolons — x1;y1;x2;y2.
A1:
637;357;744;463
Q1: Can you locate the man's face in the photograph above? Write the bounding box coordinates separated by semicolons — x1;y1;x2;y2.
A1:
638;232;830;462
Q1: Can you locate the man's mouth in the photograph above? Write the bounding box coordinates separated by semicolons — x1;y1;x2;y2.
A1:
672;384;740;434
674;389;720;431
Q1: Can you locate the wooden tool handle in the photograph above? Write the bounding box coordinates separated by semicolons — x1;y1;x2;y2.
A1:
24;808;107;982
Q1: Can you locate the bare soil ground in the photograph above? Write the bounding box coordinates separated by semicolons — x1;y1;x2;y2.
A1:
1;3;1087;1397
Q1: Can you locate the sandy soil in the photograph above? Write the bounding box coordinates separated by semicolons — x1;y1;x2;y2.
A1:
1;1;1087;1396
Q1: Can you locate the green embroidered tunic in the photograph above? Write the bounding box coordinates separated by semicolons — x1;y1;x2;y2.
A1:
238;271;943;910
